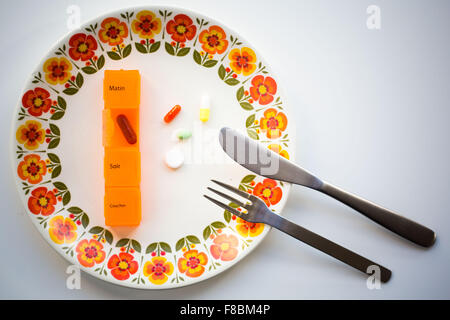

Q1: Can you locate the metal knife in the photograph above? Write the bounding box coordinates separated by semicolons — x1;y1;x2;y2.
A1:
219;127;436;247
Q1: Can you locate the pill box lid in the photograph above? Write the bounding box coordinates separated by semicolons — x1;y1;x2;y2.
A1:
104;70;140;109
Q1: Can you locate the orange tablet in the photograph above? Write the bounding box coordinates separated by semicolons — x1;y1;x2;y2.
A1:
103;70;141;226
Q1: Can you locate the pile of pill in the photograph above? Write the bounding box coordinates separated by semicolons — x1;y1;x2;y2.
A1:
163;96;210;169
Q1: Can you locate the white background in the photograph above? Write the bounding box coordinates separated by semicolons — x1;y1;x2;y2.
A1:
1;0;449;299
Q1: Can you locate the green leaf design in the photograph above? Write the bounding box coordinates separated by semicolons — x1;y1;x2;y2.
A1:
159;242;171;253
177;47;190;57
203;59;218;68
186;235;200;244
122;44;132;58
240;102;254;110
131;239;141;253
203;226;212;240
67;206;82;213
211;221;226;229
218;64;226;80
49;123;60;136
104;230;113;244
57;96;66;109
165;42;175;55
82;66;97;74
236;86;244;101
241;175;256;184
63;88;78;95
246;114;255;127
146;242;158;254
50;111;65;120
149;41;161;53
53;181;67;190
224;210;231;223
97;55;105;70
47;153;60;163
107;51;121;60
62;191;71;206
193;50;201;65
225;78;240;86
81;214;89;228
175;238;185;251
51;165;61;178
76;73;84;88
247;129;259;140
89;226;104;234
48;138;60;149
116;238;130;248
135;42;147;54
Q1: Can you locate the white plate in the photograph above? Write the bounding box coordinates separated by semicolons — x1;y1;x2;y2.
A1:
11;6;294;289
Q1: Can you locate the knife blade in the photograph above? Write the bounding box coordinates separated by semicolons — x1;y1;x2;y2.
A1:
219;127;323;189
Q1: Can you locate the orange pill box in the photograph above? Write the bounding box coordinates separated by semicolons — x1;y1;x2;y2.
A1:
103;70;141;227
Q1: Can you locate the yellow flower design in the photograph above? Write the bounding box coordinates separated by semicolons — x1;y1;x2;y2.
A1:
16;120;46;150
43;57;72;85
228;47;257;76
268;144;290;159
143;256;174;285
236;217;264;237
48;216;77;244
131;10;161;39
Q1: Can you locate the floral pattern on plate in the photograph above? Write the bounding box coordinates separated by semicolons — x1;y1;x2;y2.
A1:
12;6;293;289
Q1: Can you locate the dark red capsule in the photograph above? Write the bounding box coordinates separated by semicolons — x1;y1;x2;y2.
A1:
116;114;137;144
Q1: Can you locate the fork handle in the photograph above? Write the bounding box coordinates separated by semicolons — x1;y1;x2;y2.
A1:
319;182;436;247
265;214;392;282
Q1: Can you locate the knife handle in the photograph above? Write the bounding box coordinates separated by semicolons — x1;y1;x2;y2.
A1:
319;182;436;247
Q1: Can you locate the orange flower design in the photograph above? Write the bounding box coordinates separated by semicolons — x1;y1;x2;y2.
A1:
43;57;72;85
48;215;77;244
143;256;174;285
76;239;106;268
17;154;47;184
177;249;208;278
249;75;277;105
210;234;238;261
22;87;52;116
228;47;257;76
166;14;196;43
131;10;161;39
107;252;138;280
259;108;288;139
68;33;98;61
199;25;228;55
99;17;129;46
236;217;265;238
253;178;282;207
16;120;46;150
268;144;290;160
28;187;56;215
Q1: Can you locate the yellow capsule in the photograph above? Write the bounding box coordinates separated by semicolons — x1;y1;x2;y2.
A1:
199;95;210;122
200;108;210;122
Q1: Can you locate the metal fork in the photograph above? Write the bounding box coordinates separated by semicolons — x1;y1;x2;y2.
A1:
204;179;392;282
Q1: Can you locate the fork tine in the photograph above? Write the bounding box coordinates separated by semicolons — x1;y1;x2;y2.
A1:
211;179;255;201
203;195;245;219
207;187;247;208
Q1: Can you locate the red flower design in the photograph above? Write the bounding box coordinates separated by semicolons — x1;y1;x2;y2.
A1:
249;75;277;105
252;178;282;207
68;33;98;61
22;87;52;116
27;187;57;216
107;252;138;280
166;14;196;43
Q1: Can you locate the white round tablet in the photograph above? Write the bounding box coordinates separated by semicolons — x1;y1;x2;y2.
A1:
165;146;184;169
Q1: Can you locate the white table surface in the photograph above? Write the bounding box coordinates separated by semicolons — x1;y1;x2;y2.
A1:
1;0;449;299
